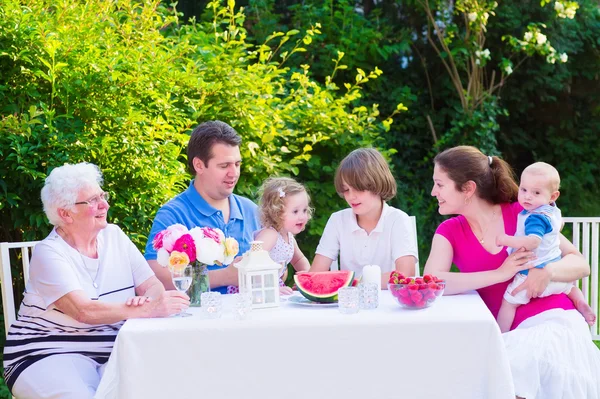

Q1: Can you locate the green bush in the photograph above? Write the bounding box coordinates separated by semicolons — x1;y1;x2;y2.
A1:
0;0;396;246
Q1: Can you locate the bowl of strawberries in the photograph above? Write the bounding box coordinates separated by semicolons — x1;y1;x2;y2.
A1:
388;272;445;309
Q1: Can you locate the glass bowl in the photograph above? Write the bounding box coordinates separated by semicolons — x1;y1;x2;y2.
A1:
389;280;445;309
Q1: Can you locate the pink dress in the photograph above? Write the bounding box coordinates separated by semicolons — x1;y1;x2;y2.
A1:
436;202;574;330
436;202;600;398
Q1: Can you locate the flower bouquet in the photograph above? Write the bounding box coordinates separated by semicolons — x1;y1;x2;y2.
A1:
153;224;239;306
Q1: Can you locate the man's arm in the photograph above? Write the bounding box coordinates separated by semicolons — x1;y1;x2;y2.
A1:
208;264;239;288
147;260;176;290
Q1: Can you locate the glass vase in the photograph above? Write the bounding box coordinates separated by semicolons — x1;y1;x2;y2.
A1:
189;262;210;307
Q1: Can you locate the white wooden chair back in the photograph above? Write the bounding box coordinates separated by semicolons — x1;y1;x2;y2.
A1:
0;241;39;336
330;216;420;277
562;217;599;341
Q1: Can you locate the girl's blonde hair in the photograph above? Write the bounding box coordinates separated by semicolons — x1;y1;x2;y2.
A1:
334;148;397;201
259;177;313;231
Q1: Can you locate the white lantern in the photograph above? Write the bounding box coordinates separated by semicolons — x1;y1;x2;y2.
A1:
235;241;281;309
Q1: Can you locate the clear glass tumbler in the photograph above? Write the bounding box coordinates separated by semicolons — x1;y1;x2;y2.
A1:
233;292;253;320
338;286;360;314
201;291;223;319
359;282;379;310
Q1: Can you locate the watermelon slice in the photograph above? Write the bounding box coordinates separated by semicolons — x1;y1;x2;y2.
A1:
294;271;355;303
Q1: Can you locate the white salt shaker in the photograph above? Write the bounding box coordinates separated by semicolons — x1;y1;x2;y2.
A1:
361;264;382;291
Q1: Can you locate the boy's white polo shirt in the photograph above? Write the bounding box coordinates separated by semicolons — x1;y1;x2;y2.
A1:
315;203;418;276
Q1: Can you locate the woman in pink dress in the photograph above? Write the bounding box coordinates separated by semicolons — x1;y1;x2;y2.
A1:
424;146;600;399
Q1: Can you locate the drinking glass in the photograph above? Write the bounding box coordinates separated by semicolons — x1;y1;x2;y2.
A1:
170;264;193;317
233;292;253;320
201;291;223;319
359;282;379;310
338;287;360;314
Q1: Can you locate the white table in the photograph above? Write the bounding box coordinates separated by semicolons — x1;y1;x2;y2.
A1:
95;291;515;399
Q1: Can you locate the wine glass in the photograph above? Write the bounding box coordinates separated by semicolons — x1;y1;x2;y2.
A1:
170;264;193;317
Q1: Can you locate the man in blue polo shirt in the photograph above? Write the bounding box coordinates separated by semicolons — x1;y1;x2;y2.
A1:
144;121;261;294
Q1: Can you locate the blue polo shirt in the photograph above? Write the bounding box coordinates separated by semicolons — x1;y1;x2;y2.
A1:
144;181;260;294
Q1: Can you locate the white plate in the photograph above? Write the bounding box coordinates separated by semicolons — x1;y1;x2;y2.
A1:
287;294;338;307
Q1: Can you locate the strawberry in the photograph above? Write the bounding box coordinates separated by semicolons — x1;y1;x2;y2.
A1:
410;291;423;302
428;282;438;290
400;296;413;305
414;300;427;308
424;291;436;300
398;288;410;297
422;274;433;283
415;278;424;285
407;283;418;291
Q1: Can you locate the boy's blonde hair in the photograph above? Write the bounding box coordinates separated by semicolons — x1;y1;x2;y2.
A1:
334;148;397;201
522;162;561;192
259;177;313;231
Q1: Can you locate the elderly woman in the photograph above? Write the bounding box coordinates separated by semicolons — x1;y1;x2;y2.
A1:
3;163;189;399
425;146;600;398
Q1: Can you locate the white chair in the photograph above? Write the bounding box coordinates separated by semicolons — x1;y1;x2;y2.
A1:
562;217;599;341
0;241;39;336
330;215;420;277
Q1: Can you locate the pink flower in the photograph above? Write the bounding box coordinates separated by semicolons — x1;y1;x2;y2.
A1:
201;227;222;244
162;224;188;252
172;234;197;263
152;230;166;250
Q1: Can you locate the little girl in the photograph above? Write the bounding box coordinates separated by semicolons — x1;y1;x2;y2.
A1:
227;177;311;294
310;148;418;288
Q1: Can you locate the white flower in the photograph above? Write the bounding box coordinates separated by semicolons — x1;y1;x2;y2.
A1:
157;248;170;267
482;12;489;23
504;65;513;75
476;59;481;65
196;237;225;265
493;1;498;8
524;32;533;42
554;1;565;12
565;7;576;18
547;55;556;64
536;32;547;45
482;49;491;59
560;53;568;63
468;12;477;22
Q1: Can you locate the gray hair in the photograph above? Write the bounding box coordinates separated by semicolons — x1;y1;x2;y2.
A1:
41;163;104;226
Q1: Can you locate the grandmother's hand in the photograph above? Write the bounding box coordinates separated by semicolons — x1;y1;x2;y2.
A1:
126;296;152;307
496;248;536;283
510;267;551;299
149;291;190;317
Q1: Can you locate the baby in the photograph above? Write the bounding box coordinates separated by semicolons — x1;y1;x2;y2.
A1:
496;162;595;332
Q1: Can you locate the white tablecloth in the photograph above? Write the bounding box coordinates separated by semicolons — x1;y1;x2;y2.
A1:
95;291;514;399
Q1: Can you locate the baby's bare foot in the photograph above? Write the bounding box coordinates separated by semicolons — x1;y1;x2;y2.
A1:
575;300;596;326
